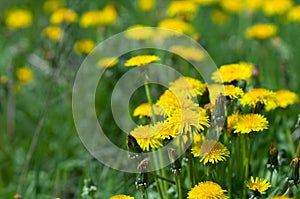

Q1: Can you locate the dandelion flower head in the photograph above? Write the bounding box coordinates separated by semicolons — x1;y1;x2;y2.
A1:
43;0;63;13
246;24;277;40
74;39;95;54
50;8;77;24
97;57;118;69
246;176;271;193
167;1;198;19
273;90;299;109
158;18;194;36
125;55;160;67
5;9;33;29
187;181;228;199
125;25;155;40
43;25;63;41
240;88;276;110
262;0;293;16
16;67;33;83
138;0;155;11
233;113;269;134
170;45;206;61
110;195;134;199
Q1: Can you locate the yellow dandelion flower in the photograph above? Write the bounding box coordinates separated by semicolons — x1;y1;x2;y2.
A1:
227;112;240;131
187;181;228;199
138;0;155;11
125;55;160;67
169;76;206;99
211;9;228;25
97;57;118;69
262;0;293;16
246;176;271;193
110;195;134;199
16;67;33;83
73;39;95;54
212;62;254;83
192;140;230;165
156;90;181;116
208;84;244;100
273;90;299;108
130;123;163;151
166;107;209;135
169;45;206;61
189;0;219;5
220;0;243;13
100;5;118;25
240;88;276;110
50;8;77;24
5;9;32;29
244;0;263;11
158;18;194;36
132;103;162;118
43;25;63;41
80;10;102;28
233;114;268;134
43;0;63;13
246;23;277;40
167;1;198;19
125;25;155;40
270;196;293;199
287;6;300;23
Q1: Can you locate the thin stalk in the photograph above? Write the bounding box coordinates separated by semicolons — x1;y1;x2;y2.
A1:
141;189;149;199
269;169;274;184
7;65;16;142
175;173;183;199
286;129;295;156
241;135;249;199
188;152;196;187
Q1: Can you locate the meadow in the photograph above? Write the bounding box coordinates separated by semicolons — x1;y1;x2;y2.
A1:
0;0;300;198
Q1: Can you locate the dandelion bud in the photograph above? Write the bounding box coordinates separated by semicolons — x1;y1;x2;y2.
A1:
267;142;279;170
289;157;300;184
168;148;181;174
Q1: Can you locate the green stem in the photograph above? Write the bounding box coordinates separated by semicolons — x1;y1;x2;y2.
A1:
144;80;156;124
175;173;183;199
269;169;274;184
241;135;249;199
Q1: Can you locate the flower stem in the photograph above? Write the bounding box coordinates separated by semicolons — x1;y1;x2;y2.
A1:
241;135;249;199
175;173;183;199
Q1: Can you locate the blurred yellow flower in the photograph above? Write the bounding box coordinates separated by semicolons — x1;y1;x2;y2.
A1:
43;25;63;41
244;0;263;11
169;76;206;99
16;67;33;83
80;10;102;27
192;140;230;165
74;39;95;54
270;196;293;199
240;88;276;110
167;1;198;19
287;5;300;23
125;25;155;40
169;45;206;61
125;55;160;67
189;0;219;5
208;84;244;100
233;114;269;134
110;195;134;199
211;62;254;83
43;0;63;13
220;0;243;13
187;181;228;199
50;8;77;24
211;9;228;25
132;103;162;118
262;0;293;16
97;57;118;69
246;23;277;40
273;90;299;108
5;9;32;29
138;0;155;11
227;112;240;131
158;18;194;36
246;176;271;193
130;123;163;151
101;5;118;25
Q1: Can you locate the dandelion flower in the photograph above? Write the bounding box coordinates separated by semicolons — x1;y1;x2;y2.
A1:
16;67;33;83
132;103;162;118
192;140;230;165
227;112;240;131
125;55;160;67
271;196;293;199
125;25;154;40
169;45;206;61
187;181;228;199
158;18;194;36
169;76;206;99
80;10;102;27
43;25;63;41
211;62;254;83
138;0;155;11
43;0;63;13
240;88;276;110
100;5;118;25
220;0;243;13
244;0;263;11
273;90;299;108
97;57;118;69
110;195;134;199
208;84;244;100
190;0;218;5
130;123;163;151
74;39;95;54
5;9;32;29
262;0;293;16
246;24;277;40
211;9;228;25
50;8;77;24
246;176;271;194
167;1;198;19
233;114;268;134
287;6;300;23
